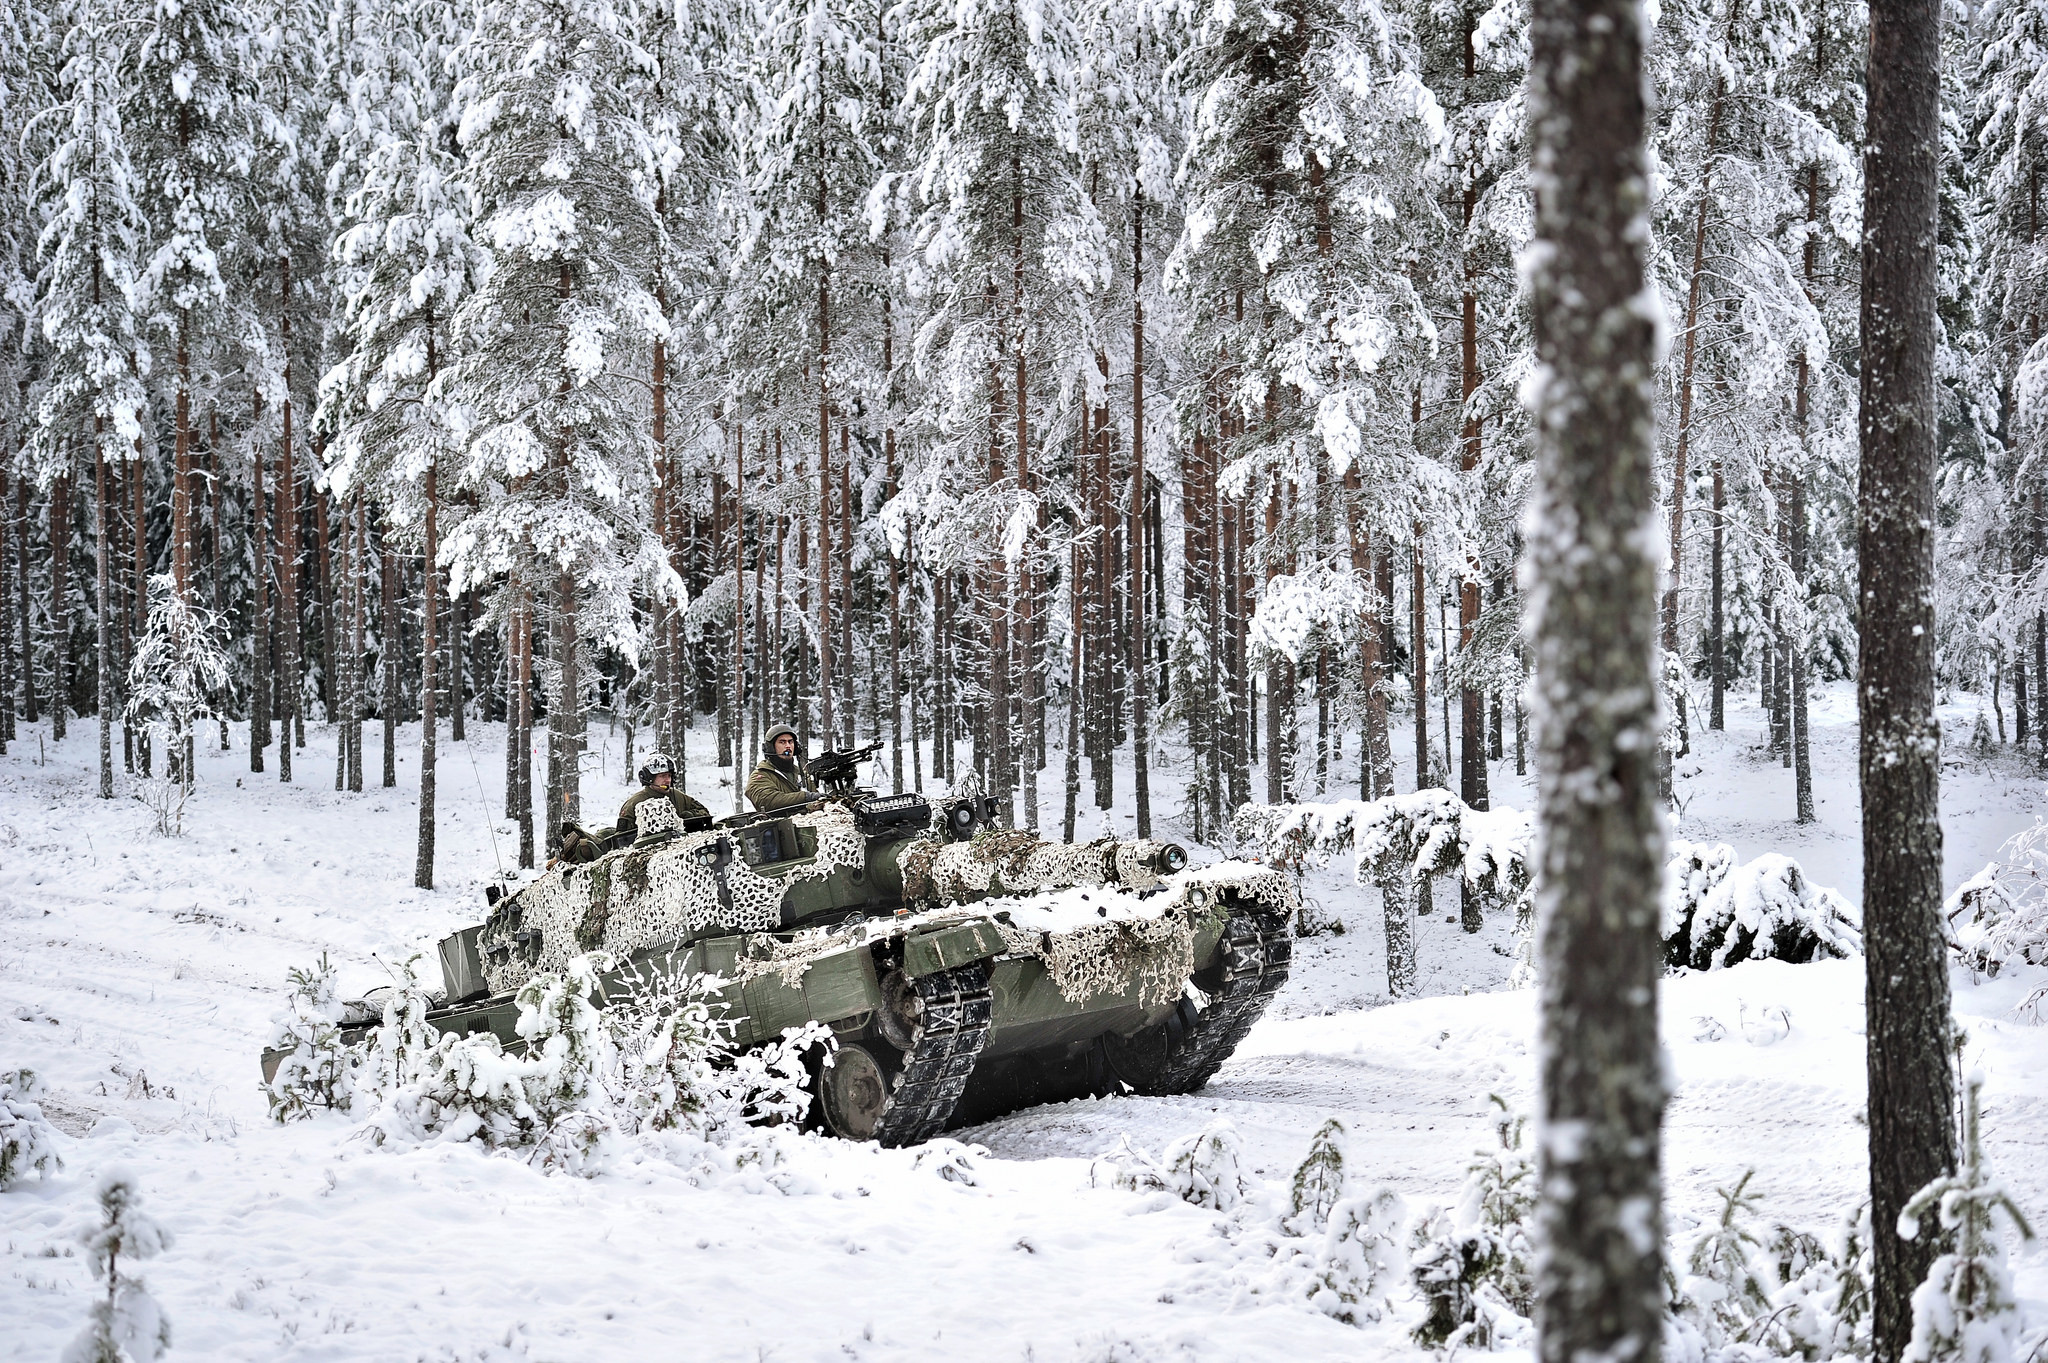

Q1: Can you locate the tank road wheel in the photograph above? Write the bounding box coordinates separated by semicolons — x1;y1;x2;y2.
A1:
1099;909;1291;1096
875;968;922;1051
820;1043;893;1140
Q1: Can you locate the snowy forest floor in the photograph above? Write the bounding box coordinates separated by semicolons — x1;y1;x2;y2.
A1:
2;680;2044;1361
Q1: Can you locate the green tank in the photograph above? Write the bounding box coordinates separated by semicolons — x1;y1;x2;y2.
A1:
287;750;1296;1145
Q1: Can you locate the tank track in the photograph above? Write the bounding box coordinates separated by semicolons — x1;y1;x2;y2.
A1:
1103;907;1293;1096
870;960;995;1147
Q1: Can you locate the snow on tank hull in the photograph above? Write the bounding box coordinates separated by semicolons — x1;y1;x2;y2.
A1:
318;797;1298;1144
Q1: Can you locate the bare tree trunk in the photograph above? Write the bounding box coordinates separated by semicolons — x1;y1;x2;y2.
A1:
381;517;398;787
1709;456;1725;729
95;440;112;796
1860;0;1957;1348
516;575;534;868
1064;537;1083;841
1459;183;1485;811
1130;189;1151;836
1660;53;1729;759
0;459;11;754
18;468;38;726
1412;518;1428;791
278;315;301;778
1524;2;1667;1362
818;264;835;747
51;467;70;743
415;314;441;887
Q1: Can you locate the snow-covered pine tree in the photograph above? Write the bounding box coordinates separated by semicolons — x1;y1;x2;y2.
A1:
317;0;475;887
1169;0;1445;813
127;0;260;640
444;0;670;848
30;2;151;802
898;0;1091;827
0;1067;65;1188
263;952;355;1120
126;572;230;830
63;1170;172;1363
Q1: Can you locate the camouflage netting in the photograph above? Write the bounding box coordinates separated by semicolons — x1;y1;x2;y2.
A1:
994;910;1195;1008
482;808;869;994
899;831;1178;907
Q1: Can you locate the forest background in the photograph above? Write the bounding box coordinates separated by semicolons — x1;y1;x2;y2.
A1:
0;0;2038;883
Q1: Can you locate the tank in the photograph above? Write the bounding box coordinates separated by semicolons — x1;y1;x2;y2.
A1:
279;748;1296;1146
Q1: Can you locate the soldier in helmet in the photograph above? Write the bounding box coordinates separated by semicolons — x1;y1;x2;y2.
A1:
746;723;819;812
617;752;712;837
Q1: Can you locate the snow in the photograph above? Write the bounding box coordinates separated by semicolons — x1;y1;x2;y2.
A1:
2;680;2045;1359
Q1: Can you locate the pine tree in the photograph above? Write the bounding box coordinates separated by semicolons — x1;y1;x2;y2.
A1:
444;0;671;848
30;4;150;801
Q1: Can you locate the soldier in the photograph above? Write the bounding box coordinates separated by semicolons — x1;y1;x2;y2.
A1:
617;752;712;837
746;723;819;812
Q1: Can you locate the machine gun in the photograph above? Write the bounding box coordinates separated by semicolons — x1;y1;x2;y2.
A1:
806;741;883;794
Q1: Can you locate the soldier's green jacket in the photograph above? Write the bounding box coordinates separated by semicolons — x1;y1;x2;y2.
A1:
745;758;817;812
617;785;712;835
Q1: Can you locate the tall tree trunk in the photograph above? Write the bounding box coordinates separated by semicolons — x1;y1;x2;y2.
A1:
1524;2;1668;1362
94;439;112;796
516;575;534;867
278;254;302;779
1709;456;1725;729
18;469;37;725
884;246;903;791
0;459;11;753
1659;52;1729;760
415;313;441;888
1014;166;1041;829
1130;189;1151;836
251;430;270;770
1459;182;1485;811
1791;166;1817;823
734;422;748;815
1412;519;1428;791
51;467;70;743
1064;536;1083;841
1860;0;1957;1351
381;518;399;787
818;266;835;747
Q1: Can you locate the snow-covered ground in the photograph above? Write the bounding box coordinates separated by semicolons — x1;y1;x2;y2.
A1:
3;682;2043;1361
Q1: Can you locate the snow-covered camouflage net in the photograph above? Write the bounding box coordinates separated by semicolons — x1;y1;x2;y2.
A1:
899;831;1178;907
483;808;869;993
991;861;1294;1007
722;861;1293;1008
1662;839;1861;970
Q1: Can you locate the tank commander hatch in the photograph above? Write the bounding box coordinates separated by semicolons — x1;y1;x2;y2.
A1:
617;751;712;835
746;723;820;812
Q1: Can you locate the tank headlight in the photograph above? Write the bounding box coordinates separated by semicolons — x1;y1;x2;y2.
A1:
1161;845;1187;874
1186;886;1210;908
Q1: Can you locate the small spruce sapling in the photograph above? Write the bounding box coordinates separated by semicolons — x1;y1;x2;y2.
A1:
1162;1118;1248;1211
63;1170;172;1363
367;954;438;1098
265;954;356;1122
1899;1076;2037;1363
1288;1117;1350;1235
1311;1188;1408;1325
1;1068;65;1188
1410;1095;1536;1347
1678;1168;1774;1344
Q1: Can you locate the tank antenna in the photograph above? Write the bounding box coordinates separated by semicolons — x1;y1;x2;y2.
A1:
461;725;509;886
